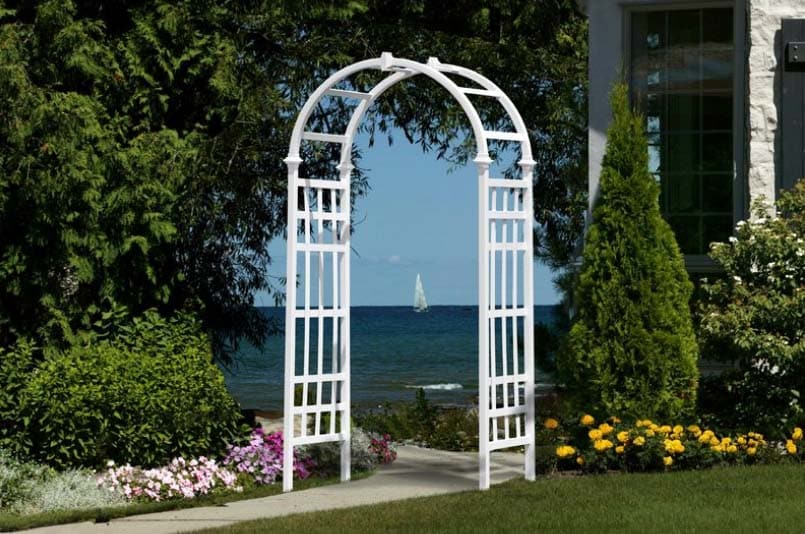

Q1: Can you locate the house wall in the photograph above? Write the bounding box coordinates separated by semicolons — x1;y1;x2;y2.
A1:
747;0;805;208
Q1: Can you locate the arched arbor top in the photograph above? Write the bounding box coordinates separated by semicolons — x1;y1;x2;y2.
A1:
286;52;535;166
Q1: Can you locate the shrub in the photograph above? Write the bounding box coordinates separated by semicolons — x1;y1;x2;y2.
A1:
697;181;805;435
0;339;36;453
0;450;124;514
17;312;246;469
557;84;699;420
309;427;391;474
368;434;397;465
99;456;240;502
223;429;314;484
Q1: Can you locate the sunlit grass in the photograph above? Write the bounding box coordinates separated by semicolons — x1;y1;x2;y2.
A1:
196;464;805;534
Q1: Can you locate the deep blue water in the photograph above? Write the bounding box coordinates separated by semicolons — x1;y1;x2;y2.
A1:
223;305;558;410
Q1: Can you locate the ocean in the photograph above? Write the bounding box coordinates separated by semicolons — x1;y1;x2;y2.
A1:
223;305;559;411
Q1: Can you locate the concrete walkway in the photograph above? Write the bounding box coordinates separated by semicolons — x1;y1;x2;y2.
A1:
27;446;526;533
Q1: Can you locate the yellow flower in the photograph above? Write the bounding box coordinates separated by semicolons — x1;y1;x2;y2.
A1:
737;436;746;446
786;440;798;455
556;445;576;459
616;431;630;443
576;456;585;466
658;425;672;434
663;456;673;467
721;437;732;445
598;423;614;436
747;447;757;456
664;439;684;454
594;439;614;452
793;427;803;441
615;445;625;455
580;414;595;426
645;429;656;437
633;436;646;447
687;424;702;437
727;445;738;454
636;419;653;428
544;418;559;430
673;425;684;435
609;416;622;424
588;429;603;440
709;436;720;447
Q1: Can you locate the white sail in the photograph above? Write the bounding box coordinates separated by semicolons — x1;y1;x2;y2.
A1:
414;273;428;312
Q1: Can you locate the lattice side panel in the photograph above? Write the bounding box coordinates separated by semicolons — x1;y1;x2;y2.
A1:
289;179;350;446
484;179;532;452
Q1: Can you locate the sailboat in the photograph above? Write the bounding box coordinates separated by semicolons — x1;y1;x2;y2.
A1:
413;273;429;313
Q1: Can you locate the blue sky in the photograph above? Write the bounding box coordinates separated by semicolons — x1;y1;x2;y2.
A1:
254;130;560;307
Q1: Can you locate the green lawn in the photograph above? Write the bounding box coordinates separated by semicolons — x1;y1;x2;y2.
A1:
195;464;805;534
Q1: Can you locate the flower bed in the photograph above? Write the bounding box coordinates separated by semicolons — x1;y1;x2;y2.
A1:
542;414;803;474
97;430;314;502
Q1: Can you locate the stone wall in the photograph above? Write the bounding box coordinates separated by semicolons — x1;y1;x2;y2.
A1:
747;0;805;208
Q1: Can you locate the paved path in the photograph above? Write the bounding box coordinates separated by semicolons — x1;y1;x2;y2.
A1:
27;446;526;533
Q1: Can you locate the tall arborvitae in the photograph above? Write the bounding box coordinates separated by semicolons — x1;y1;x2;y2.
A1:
557;84;699;420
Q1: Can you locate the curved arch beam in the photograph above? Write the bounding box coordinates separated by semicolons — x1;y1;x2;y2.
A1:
287;52;532;163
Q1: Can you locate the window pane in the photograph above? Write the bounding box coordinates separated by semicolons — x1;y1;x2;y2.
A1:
667;134;700;172
667;50;700;91
703;8;733;45
702;174;733;212
668;95;699;131
646;93;664;132
702;95;732;130
702;133;732;172
701;48;733;90
702;215;733;250
669;215;702;254
668;10;700;47
668;174;700;213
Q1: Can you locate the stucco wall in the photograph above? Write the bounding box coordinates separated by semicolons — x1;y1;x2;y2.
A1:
747;0;805;208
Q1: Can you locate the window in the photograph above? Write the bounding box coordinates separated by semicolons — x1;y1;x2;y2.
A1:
630;7;735;255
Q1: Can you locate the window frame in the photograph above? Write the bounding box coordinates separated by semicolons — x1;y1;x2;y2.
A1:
623;0;746;272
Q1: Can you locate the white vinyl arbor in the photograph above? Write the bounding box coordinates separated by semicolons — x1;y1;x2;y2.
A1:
282;53;536;491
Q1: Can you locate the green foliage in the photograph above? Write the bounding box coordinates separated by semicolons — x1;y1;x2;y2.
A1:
16;312;245;469
696;181;805;435
0;449;125;515
557;84;699;421
0;340;36;452
0;1;587;357
353;389;478;451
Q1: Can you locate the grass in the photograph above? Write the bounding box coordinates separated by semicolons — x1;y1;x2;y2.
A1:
193;464;805;534
0;473;370;532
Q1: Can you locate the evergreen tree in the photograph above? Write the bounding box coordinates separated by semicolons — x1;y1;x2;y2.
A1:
557;84;699;420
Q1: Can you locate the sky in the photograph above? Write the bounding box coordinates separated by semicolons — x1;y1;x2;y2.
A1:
254;129;560;307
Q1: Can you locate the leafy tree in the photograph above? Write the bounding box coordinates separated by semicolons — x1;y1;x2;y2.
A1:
557;84;699;420
697;181;805;434
0;0;587;358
